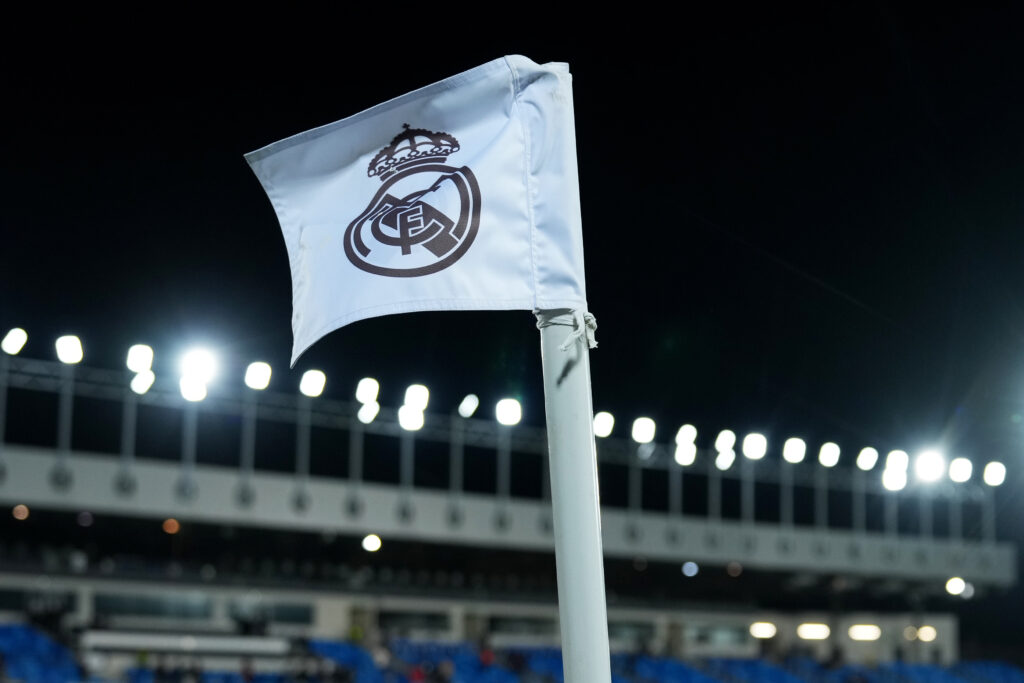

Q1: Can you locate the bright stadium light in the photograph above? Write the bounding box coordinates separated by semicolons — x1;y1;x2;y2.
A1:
398;404;425;431
914;449;946;483
181;348;216;383
886;450;909;471
355;377;379;404
848;624;881;641
949;457;973;483
55;335;83;364
882;467;907;492
945;577;966;596
676;424;697;445
742;433;767;460
674;443;697;467
856;447;879;471
749;622;777;639
130;370;155;395
714;429;736;452
404;384;430;411
681;561;698;577
496;398;522;426
782;438;806;464
715;449;736;471
362;534;382;552
126;344;154;373
796;623;830;640
631;417;656;444
457;394;479;418
983;461;1006;487
244;362;272;390
818;442;840;468
179;376;207;402
299;370;326;398
917;625;937;642
1;328;27;355
593;411;615;438
357;401;380;424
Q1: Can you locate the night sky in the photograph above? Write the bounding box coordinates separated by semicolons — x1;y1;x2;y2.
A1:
2;3;1023;651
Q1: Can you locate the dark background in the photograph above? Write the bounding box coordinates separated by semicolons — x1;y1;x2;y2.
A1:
1;3;1022;654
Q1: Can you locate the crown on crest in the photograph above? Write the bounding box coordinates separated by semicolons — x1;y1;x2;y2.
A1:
367;124;460;180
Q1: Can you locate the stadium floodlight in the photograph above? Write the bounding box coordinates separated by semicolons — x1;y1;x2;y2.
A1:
886;450;909;471
983;461;1006;487
11;504;29;521
398;404;425;431
882;467;907;492
749;622;777;639
675;424;697;445
355;377;379;404
299;370;326;398
496;398;522;426
404;384;430;411
130;370;156;395
180;348;216;383
55;335;83;364
357;401;380;425
782;438;806;464
126;344;154;374
457;394;479;418
631;417;656;444
715;449;736;471
796;623;830;640
244;362;272;390
856;447;879;471
179;376;207;402
961;582;975;599
742;433;767;460
914;449;946;483
818;442;840;468
593;411;615;438
917;625;937;642
681;561;698;577
948;457;972;483
674;443;697;467
362;534;382;552
945;576;966;596
1;328;27;355
848;624;882;641
714;429;736;452
903;626;918;641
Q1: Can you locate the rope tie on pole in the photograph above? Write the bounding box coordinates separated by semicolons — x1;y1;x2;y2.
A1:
536;309;598;351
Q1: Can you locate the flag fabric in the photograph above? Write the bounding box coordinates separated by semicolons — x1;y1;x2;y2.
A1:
245;55;588;366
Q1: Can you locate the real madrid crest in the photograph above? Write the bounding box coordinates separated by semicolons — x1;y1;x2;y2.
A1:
344;124;482;277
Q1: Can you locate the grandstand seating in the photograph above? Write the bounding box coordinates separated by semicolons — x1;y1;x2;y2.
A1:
0;623;81;683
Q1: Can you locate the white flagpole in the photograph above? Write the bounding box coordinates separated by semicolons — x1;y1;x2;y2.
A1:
537;309;612;683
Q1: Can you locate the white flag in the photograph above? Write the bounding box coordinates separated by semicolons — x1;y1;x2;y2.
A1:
245;55;588;366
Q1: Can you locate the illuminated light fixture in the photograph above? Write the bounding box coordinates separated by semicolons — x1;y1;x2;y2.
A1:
676;424;697;445
715;449;736;471
130;370;156;395
457;394;479;418
796;623;831;640
362;534;382;552
948;457;973;483
903;626;918;641
674;443;697;467
398;404;425;431
180;348;216;383
404;384;430;412
818;442;840;468
55;335;83;364
917;625;937;642
848;624;882;641
983;461;1006;487
162;518;181;535
126;344;154;374
782;438;806;464
357;402;380;425
749;622;777;639
179;376;207;402
593;411;615;438
244;362;272;390
355;377;379;404
299;370;326;398
11;504;29;521
496;398;522;426
886;450;909;471
742;433;767;460
714;429;736;452
914;449;946;483
945;576;966;596
681;561;698;577
856;447;879;471
1;328;27;355
631;417;656;444
882;467;907;492
961;582;975;599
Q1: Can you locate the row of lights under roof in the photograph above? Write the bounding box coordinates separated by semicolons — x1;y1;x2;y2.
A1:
749;621;938;642
0;330;522;429
595;412;1006;489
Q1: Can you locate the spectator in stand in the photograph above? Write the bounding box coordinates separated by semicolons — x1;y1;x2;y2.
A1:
429;660;454;683
478;638;495;667
241;657;255;683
